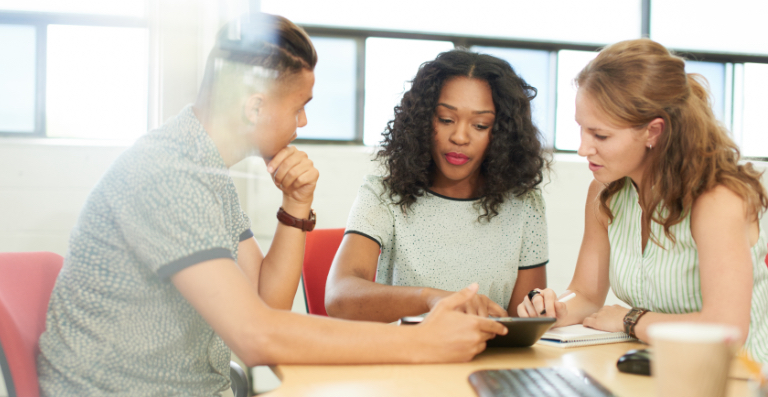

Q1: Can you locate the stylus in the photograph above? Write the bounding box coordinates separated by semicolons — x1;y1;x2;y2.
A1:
539;292;576;315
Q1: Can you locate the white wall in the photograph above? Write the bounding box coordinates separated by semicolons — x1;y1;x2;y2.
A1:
0;140;131;253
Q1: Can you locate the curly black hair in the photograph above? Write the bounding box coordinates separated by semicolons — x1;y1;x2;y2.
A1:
377;49;548;221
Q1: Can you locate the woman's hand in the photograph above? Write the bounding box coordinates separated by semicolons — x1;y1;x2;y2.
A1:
517;288;569;324
424;288;507;318
267;146;319;206
582;305;630;333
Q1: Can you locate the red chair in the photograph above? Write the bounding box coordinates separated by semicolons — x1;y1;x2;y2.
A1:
302;228;345;316
0;252;63;397
0;252;251;397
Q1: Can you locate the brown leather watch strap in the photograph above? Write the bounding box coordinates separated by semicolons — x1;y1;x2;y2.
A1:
276;207;316;232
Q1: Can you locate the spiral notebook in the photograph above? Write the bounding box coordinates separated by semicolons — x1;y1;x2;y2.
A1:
537;324;637;348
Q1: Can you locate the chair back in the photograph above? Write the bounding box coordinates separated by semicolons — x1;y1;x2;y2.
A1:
0;252;63;397
302;229;345;316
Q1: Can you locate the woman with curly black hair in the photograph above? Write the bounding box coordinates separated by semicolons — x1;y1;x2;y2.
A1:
325;49;550;323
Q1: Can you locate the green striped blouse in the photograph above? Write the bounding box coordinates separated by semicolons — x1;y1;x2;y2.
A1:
608;178;768;363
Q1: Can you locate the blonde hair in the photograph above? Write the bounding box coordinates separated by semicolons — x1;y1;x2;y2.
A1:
576;38;767;245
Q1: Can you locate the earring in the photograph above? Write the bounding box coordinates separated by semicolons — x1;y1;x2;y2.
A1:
648;144;653;150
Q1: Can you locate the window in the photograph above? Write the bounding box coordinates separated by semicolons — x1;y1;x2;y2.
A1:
298;24;766;154
554;50;598;151
3;1;768;157
0;1;148;139
684;61;725;123
0;24;36;133
263;0;641;45
738;63;768;158
554;55;731;152
300;36;358;141
651;0;768;55
471;46;553;145
363;38;453;146
46;25;148;140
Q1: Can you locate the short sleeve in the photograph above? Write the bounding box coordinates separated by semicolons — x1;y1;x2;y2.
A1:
113;168;235;280
235;204;253;242
239;229;254;242
518;189;549;269
345;175;396;248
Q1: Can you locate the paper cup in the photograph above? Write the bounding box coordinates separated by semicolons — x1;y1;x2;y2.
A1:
648;322;741;397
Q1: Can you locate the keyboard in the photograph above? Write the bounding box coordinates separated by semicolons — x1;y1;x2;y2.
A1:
468;367;617;397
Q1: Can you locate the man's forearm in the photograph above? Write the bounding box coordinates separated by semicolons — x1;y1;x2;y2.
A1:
242;307;424;365
257;199;312;309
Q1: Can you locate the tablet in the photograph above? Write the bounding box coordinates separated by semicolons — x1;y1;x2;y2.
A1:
485;317;556;347
399;316;556;348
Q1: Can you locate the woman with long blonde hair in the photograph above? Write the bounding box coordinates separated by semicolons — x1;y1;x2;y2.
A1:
518;38;768;363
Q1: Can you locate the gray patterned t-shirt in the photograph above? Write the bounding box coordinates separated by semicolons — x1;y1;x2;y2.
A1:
37;105;252;396
346;175;548;310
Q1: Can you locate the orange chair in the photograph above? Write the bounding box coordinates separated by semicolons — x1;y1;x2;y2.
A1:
302;228;346;316
0;251;63;397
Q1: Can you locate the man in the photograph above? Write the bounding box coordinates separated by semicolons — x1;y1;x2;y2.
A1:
37;13;506;396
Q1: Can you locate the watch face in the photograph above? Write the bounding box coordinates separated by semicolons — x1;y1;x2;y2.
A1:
625;308;639;324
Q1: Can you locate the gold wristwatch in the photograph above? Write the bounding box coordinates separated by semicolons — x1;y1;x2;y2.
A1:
623;307;649;338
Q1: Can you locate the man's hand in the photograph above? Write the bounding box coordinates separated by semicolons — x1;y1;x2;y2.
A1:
267;146;319;206
424;287;507;318
414;284;508;362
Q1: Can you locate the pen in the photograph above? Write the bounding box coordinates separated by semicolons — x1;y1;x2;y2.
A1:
540;292;576;315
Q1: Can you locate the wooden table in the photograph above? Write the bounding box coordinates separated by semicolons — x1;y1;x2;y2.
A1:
267;342;753;396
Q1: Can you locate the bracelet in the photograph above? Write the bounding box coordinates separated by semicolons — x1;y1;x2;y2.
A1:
276;207;316;232
623;307;650;338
